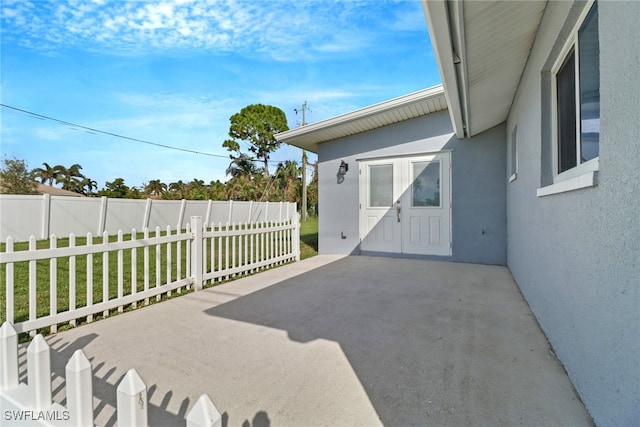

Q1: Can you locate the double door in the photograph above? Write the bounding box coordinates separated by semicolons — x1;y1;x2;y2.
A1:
359;152;451;256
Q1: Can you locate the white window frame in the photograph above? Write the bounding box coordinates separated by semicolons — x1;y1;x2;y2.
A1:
539;0;599;197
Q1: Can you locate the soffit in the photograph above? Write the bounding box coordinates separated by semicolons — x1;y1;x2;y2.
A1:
463;1;547;136
275;86;448;153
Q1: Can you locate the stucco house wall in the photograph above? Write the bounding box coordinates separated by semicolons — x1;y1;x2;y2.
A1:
506;1;640;425
317;110;507;265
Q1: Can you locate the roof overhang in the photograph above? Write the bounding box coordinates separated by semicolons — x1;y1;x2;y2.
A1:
422;0;547;137
276;85;448;153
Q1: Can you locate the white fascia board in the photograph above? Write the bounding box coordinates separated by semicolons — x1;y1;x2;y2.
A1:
276;85;446;144
421;0;466;138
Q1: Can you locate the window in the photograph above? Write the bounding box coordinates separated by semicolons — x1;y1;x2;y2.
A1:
368;164;393;207
411;161;440;207
509;126;518;182
553;1;599;178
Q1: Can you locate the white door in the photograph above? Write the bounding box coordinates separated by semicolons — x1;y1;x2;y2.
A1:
359;152;451;256
359;159;402;253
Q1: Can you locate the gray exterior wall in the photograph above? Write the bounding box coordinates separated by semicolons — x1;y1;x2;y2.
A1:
317;110;507;265
506;2;640;426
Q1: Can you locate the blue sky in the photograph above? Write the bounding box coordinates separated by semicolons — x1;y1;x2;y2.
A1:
1;0;440;189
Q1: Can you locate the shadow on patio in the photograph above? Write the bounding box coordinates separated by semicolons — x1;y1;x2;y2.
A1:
37;255;592;426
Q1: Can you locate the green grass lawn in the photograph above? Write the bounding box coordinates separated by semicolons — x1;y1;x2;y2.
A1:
299;215;319;260
0;217;318;337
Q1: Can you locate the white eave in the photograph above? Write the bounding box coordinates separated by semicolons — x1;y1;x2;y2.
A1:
422;0;547;138
276;85;448;153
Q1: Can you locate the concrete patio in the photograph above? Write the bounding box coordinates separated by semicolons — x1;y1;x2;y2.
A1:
31;255;592;426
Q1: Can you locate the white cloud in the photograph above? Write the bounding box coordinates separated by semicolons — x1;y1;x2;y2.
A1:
0;0;426;60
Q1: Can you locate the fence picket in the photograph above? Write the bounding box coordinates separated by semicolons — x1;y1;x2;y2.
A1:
167;225;172;296
69;234;76;327
217;223;223;282
50;235;57;334
118;230;124;313
208;223;214;285
0;322;18;389
102;231;109;318
131;229;138;308
186;223;191;290
27;334;51;410
66;349;93;426
225;223;230;281
117;368;148;427
177;226;183;289
144;228;150;305
186;394;222;427
86;232;94;323
5;237;14;324
155;226;161;302
29;236;37;336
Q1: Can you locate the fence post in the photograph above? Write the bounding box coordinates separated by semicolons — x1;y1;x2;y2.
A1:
227;200;233;224
28;334;52;410
117;368;148;427
98;196;108;235
205;200;213;226
66;349;94;426
41;193;51;240
143;198;152;230
190;216;203;291
186;394;222;427
177;199;187;230
0;322;19;390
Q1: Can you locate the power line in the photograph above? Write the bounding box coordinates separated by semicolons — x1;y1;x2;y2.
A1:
2;103;231;159
1;103;313;166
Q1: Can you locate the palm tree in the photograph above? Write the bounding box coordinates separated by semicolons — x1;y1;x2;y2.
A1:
55;163;85;192
226;153;260;178
168;180;188;199
32;162;58;186
275;160;302;203
80;177;98;196
188;179;206;200
145;179;167;196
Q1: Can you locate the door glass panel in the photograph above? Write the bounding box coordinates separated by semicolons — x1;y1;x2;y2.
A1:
412;161;440;207
368;164;393;207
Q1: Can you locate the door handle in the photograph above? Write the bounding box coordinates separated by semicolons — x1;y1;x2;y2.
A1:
396;201;401;222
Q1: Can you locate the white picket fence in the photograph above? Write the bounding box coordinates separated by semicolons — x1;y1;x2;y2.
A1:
1;215;300;335
0;321;222;426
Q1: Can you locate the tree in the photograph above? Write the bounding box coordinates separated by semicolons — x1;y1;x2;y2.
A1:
32;162;58;186
188;179;207;200
168;180;189;199
80;177;98;196
225;153;260;178
0;156;38;194
275;160;301;203
145;179;166;197
100;177;130;198
55;163;85;193
222;104;289;177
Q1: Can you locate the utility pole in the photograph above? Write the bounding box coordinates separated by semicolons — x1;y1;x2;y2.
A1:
294;101;309;126
302;150;307;222
295;102;311;221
